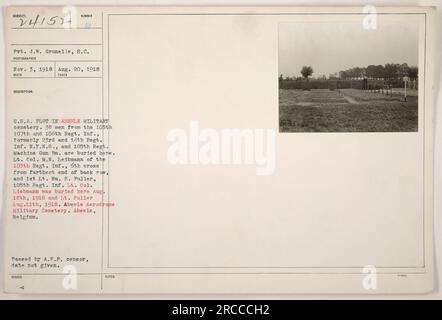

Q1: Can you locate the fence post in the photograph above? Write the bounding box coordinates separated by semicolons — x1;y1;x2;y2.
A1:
403;76;408;101
404;80;407;101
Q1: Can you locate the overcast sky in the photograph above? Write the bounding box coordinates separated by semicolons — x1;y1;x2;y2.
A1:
279;19;419;78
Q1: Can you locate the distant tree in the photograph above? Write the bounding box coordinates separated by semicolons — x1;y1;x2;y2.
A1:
373;65;385;80
408;66;418;80
300;66;313;80
366;65;377;79
397;63;409;79
357;67;366;78
384;63;400;80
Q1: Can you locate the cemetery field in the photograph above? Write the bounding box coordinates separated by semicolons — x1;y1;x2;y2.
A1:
279;89;418;132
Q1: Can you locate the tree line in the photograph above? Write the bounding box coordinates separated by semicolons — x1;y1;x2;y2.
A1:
335;63;418;81
280;63;418;81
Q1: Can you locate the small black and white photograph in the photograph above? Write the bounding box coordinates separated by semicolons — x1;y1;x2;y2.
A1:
279;19;420;132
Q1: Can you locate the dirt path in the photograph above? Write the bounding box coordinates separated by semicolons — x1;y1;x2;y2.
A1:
341;94;359;104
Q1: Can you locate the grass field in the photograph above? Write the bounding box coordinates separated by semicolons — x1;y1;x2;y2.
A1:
279;89;418;132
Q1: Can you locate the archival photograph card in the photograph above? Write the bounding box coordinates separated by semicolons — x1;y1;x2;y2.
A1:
2;6;436;294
